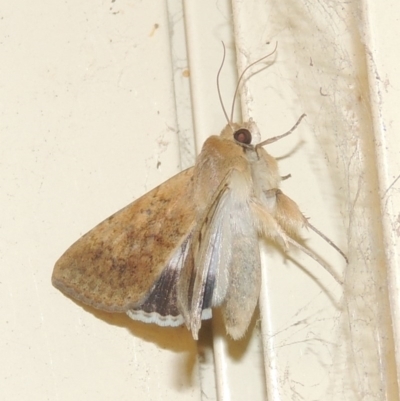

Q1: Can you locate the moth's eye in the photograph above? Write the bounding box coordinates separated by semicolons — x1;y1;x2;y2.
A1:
234;129;252;145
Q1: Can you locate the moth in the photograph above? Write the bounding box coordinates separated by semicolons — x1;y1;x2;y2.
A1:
52;49;346;340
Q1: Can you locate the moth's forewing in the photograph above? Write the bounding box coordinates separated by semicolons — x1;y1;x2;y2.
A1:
178;176;232;338
176;136;237;336
52;168;196;316
178;134;262;339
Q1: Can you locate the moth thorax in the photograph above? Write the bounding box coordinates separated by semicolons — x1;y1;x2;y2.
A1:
229;169;253;202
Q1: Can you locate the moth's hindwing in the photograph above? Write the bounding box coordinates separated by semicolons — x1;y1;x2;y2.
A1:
126;235;192;326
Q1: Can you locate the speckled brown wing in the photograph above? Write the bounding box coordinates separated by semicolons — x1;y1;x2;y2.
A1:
52;167;196;316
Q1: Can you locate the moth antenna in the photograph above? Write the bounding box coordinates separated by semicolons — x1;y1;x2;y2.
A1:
256;113;306;148
307;221;348;263
230;42;278;124
286;237;344;285
217;42;230;125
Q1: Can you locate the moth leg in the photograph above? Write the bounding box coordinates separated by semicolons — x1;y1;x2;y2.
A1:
273;189;347;262
285;236;343;285
261;189;345;283
270;188;308;236
307;222;348;263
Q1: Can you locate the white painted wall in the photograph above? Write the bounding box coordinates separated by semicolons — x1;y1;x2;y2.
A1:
1;0;399;400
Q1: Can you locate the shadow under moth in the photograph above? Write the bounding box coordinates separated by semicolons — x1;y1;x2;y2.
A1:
52;49;346;340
